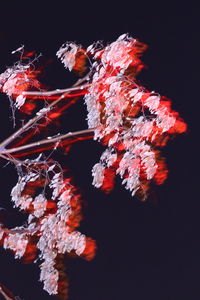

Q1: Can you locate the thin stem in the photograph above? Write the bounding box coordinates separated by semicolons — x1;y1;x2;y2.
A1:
1;128;94;155
0;284;16;300
23;85;87;97
9;96;80;149
0;83;89;150
11;134;94;158
0;153;28;166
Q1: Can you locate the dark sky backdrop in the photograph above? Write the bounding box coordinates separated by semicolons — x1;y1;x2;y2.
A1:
0;2;199;300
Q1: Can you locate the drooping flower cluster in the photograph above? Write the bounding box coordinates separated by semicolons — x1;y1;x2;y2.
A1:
0;157;96;295
83;34;187;197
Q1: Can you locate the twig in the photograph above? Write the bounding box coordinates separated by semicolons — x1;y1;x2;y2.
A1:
0;284;16;300
1;128;94;155
0;83;89;150
22;85;86;97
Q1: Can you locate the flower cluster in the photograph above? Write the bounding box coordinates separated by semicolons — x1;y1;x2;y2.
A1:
0;62;40;111
83;34;187;197
57;42;87;74
0;157;96;295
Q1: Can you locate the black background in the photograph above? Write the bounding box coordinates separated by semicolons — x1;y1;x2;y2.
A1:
0;2;199;300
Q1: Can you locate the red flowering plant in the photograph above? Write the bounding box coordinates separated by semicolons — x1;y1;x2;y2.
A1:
0;34;187;299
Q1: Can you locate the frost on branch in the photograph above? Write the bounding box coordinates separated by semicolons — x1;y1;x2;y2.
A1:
84;34;187;198
1;157;96;296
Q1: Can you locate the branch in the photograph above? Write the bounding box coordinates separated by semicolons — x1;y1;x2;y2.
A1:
10;134;93;158
0;284;16;300
22;85;86;97
0;83;89;150
0;128;94;155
